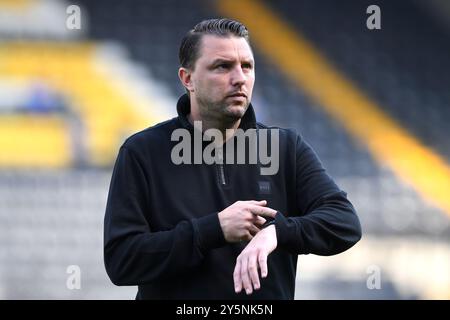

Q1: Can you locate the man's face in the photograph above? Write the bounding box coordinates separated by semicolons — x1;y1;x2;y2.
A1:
189;35;255;123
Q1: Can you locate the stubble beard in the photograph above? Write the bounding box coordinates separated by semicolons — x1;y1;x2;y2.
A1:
198;95;249;126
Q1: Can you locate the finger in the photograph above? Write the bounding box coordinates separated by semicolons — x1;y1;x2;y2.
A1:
258;251;268;278
233;259;242;293
249;224;260;236
246;200;267;206
242;230;253;241
248;251;260;290
240;255;252;295
253;215;266;226
249;205;277;218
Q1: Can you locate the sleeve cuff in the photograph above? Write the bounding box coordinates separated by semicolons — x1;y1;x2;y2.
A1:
192;212;227;252
273;211;298;250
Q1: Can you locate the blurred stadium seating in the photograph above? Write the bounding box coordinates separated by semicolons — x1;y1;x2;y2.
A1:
0;0;449;299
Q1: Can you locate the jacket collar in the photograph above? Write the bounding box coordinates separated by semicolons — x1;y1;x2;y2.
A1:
176;94;257;131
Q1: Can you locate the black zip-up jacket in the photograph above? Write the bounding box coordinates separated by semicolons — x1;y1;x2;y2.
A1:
104;94;362;299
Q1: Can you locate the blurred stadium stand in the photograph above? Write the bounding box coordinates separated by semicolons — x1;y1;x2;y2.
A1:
0;0;449;299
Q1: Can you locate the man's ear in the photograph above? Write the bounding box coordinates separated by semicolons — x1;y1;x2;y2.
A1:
178;67;194;93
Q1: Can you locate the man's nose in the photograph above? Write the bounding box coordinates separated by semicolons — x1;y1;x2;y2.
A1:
230;66;246;86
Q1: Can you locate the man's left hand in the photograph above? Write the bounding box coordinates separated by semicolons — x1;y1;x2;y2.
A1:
233;224;277;295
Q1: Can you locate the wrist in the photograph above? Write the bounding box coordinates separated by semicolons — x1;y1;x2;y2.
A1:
262;224;278;252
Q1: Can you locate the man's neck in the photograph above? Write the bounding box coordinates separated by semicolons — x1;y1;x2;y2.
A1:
188;106;241;143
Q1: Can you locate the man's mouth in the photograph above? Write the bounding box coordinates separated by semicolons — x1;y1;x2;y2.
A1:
227;92;247;98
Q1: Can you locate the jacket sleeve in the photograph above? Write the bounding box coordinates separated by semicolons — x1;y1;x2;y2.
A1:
275;134;362;255
103;146;226;286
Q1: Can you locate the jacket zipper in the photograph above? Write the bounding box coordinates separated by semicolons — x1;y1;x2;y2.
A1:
218;164;226;185
216;150;227;185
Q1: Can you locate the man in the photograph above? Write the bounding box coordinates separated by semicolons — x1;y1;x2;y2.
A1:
104;18;361;299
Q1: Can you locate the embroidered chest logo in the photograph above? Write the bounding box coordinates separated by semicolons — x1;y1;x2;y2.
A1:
258;181;271;195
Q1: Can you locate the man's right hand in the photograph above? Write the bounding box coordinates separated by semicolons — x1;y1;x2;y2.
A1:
218;200;277;243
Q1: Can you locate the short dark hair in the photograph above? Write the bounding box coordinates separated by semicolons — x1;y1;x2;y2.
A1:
179;18;250;70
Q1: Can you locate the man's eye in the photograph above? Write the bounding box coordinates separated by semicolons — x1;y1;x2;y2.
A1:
242;63;253;69
217;64;229;69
